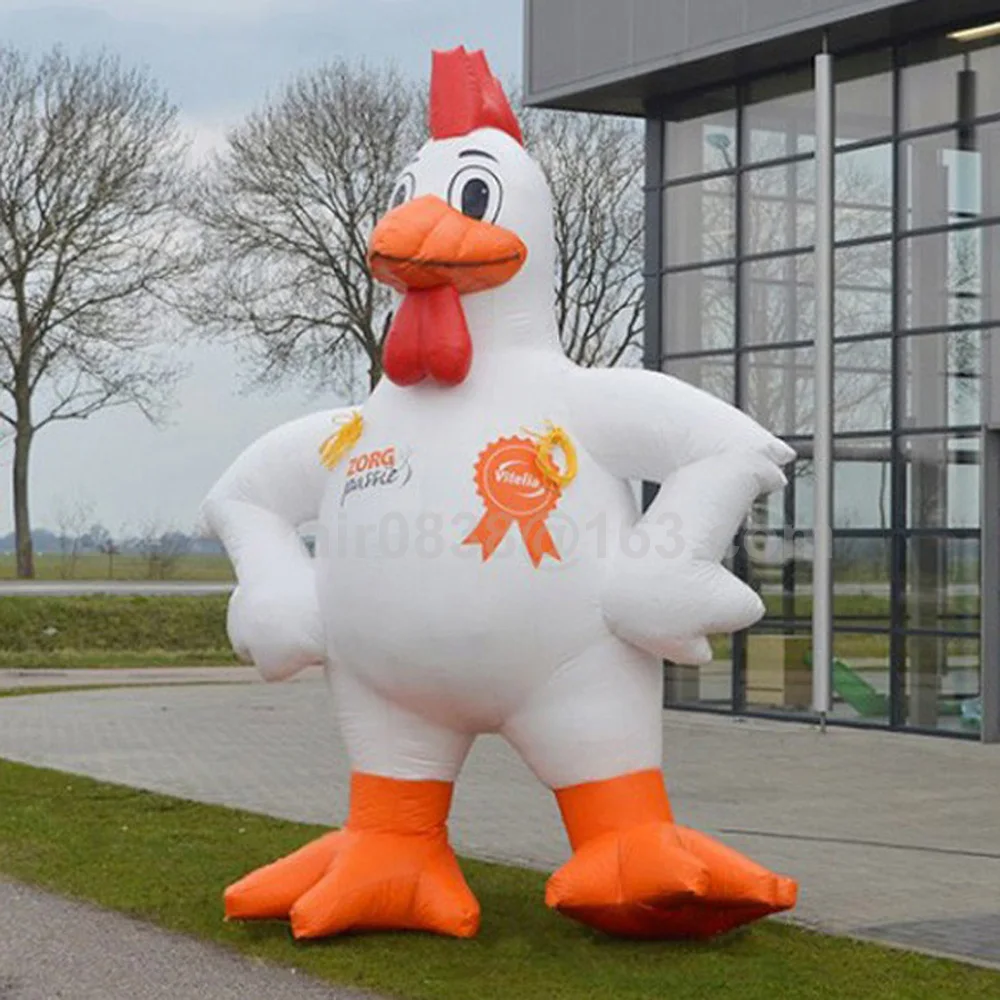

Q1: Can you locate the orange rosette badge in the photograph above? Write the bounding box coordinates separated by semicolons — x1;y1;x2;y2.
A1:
463;436;564;568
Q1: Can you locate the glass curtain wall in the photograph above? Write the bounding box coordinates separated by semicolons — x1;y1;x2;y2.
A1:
657;33;993;735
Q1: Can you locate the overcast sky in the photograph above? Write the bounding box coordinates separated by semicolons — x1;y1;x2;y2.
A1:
0;0;522;535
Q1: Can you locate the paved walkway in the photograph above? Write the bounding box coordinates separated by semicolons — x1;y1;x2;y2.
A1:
0;665;259;690
0;678;998;971
0;878;369;1000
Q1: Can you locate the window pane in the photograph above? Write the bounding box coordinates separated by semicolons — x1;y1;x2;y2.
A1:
753;538;812;623
664;88;738;180
743;253;814;346
743;354;896;447
834;437;891;530
745;628;813;712
742;346;813;436
664;654;733;709
791;453;816;530
663;176;736;266
903;635;981;734
901;35;1000;132
835;340;892;432
740;343;888;432
749;449;814;534
837;144;892;241
906;536;980;630
744;68;815;163
830;631;890;725
900;226;998;329
901;330;983;429
903;433;980;530
662;265;736;353
836;241;893;337
834;537;892;624
900;51;965;133
836;49;893;146
978;117;1000;219
901;131;983;232
750;530;891;625
664;354;735;403
968;40;1000;120
743;161;815;255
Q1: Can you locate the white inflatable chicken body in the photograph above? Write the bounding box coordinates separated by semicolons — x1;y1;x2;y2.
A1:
205;48;798;942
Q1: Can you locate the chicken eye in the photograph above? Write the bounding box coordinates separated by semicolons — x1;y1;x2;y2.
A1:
447;164;502;223
462;178;490;220
389;172;415;211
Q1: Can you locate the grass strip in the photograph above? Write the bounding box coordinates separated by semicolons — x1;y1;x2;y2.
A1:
0;683;248;699
0;759;997;1000
0;595;238;669
0;553;234;581
0;649;238;670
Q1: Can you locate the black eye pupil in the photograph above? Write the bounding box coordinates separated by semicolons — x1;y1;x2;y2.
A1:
391;185;407;209
461;178;490;220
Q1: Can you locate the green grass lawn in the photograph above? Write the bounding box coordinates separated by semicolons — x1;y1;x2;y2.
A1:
0;682;241;699
0;595;238;669
0;649;238;669
0;756;996;1000
0;552;234;582
0;590;976;672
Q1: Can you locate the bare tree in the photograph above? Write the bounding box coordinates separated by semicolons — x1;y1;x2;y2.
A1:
155;529;192;580
0;48;192;578
135;520;191;580
192;61;422;397
54;497;94;579
519;104;644;368
82;521;116;578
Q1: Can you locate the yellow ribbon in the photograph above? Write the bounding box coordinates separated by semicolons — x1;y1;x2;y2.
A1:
319;411;363;470
524;422;578;489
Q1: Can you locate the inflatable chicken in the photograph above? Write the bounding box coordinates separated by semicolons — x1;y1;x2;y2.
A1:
204;48;798;942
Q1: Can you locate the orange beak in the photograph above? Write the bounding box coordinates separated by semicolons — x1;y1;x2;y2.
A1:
368;195;527;293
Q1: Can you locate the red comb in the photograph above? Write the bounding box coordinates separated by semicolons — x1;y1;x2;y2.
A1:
429;47;523;146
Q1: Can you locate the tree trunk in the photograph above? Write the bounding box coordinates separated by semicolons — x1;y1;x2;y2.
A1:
368;350;383;392
368;311;391;392
12;423;34;579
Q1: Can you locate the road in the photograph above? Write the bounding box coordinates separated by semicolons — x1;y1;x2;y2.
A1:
0;878;371;1000
0;580;233;596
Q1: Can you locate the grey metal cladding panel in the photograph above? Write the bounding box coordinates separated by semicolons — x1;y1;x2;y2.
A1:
633;1;687;67
526;0;915;92
749;0;815;33
577;0;634;77
528;0;580;96
807;0;900;13
686;0;748;50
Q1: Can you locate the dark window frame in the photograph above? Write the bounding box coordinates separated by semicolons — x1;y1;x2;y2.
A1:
655;29;993;738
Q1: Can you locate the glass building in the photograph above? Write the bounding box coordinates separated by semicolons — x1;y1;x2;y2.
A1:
526;0;1000;740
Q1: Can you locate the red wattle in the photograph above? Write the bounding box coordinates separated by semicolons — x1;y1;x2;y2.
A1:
382;294;426;387
382;286;472;387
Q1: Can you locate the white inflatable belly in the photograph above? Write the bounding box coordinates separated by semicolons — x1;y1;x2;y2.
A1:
315;391;636;711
